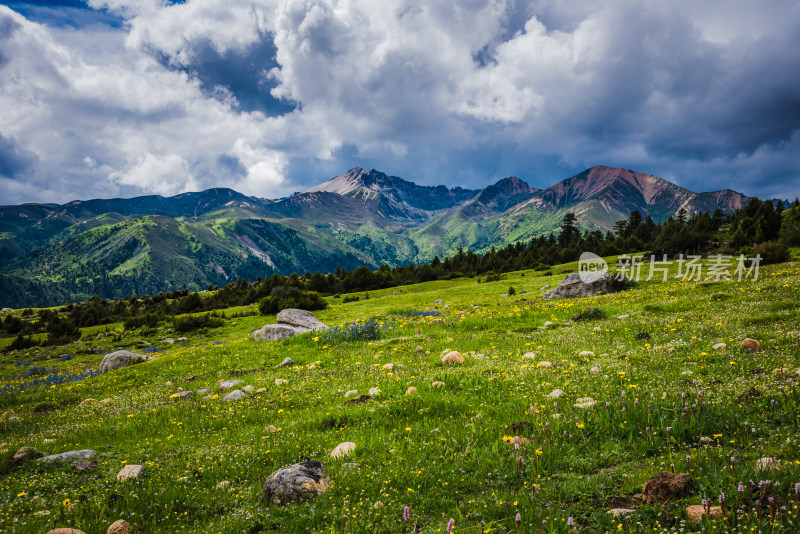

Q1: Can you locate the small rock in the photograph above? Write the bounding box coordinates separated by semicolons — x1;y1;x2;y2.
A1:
579;351;594;357
686;505;724;524
617;314;630;319
106;519;133;534
278;357;295;367
509;436;529;446
382;363;394;370
574;397;597;409
406;387;417;395
441;351;464;364
100;398;112;404
608;508;636;517
172;391;192;399
219;380;244;391
434;299;443;304
275;379;288;386
71;460;97;471
372;501;384;509
712;343;726;350
590;366;602;373
344;390;359;398
79;398;96;406
593;326;602;332
262;461;331;504
243;385;256;393
431;381;445;388
331;442;356;459
47;529;87;534
164;338;175;344
276;308;329;331
538;361;552;368
116;464;145;481
756;457;779;470
38;450;96;463
523;351;535;358
642;472;692;504
202;394;214;401
216;480;231;490
99;350;154;374
548;389;565;398
13;446;45;463
256;387;267;393
740;338;762;351
368;387;381;396
543;321;553;327
264;425;278;433
224;390;245;401
197;389;209;395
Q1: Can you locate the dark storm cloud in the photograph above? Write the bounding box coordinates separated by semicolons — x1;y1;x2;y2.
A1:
0;133;37;179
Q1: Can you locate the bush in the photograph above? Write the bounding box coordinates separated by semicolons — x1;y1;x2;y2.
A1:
124;312;163;330
745;241;791;265
508;286;516;296
258;287;328;315
571;307;606;321
172;313;225;332
342;295;360;304
5;334;39;352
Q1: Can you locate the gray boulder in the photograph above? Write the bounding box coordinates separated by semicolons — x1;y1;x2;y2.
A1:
219;380;244;391
13;446;45;463
277;357;295;367
252;324;308;341
37;449;96;463
544;271;614;299
224;389;245;401
99;350;154;373
276;309;329;331
262;461;331;504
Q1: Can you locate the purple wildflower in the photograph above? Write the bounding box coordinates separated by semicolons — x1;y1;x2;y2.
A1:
447;518;454;533
403;506;410;523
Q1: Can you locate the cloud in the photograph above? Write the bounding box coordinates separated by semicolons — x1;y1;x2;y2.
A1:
1;0;798;205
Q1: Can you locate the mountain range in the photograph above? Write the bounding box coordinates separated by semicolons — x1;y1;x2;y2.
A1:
0;165;749;307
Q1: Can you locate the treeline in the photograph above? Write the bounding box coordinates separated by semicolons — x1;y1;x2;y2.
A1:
2;197;798;349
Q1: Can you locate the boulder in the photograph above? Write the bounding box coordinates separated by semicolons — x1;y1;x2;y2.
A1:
219;380;243;391
544;271;614;299
642;472;692;504
38;450;96;463
441;351;464;364
107;519;133;534
344;390;358;398
252;324;308;341
243;385;256;393
740;338;763;351
262;461;331;504
278;357;295;367
712;343;726;350
331;442;356;459
116;464;145;481
13;446;45;463
99;351;153;374
224;390;245;401
276;309;329;331
368;387;381;396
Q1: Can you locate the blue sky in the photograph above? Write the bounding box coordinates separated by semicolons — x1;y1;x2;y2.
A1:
1;0;799;204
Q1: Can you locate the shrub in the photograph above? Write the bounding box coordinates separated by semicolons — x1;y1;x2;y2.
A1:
124;312;163;330
6;333;39;352
172;313;225;332
571;307;606;321
508;286;516;296
342;295;360;304
258;287;328;315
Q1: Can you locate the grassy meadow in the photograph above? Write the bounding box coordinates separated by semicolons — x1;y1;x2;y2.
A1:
1;257;800;533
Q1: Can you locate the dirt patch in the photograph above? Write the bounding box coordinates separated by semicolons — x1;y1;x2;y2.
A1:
737;387;760;402
343;395;372;405
642;472;692;504
321;416;351;430
510;421;532;432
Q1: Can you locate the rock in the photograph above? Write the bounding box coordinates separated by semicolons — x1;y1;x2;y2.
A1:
431;381;445;388
544;271;614;300
106;519;133;534
224;390;245;401
252;324;308;341
579;351;594;357
46;529;87;534
197;389;209;395
441;351;464;364
331;442;356;458
372;501;384;509
13;446;45;462
617;314;630;319
262;461;331;504
278;357;295;367
79;398;96;406
590;366;602;373
740;338;762;351
509;436;529;446
434;299;443;304
642;472;692;504
756;457;779;470
256;387;267;393
99;350;153;373
686;505;724;524
100;398;112;404
216;480;231;490
383;363;394;370
344;390;359;398
116;464;145;481
593;326;602;331
574;397;597;409
368;387;381;396
276;308;329;331
406;387;417;395
712;343;726;350
38;450;96;463
538;361;552;368
219;380;243;391
71;460;97;471
243;385;256;393
543;321;553;327
264;425;278;433
275;378;288;386
202;394;214;401
172;391;192;399
608;508;636;517
539;285;550;290
548;389;565;398
164;338;175;344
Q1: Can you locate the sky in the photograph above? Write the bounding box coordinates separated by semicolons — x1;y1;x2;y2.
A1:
1;0;799;205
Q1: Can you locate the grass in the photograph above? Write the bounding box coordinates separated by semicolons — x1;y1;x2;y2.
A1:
0;260;799;532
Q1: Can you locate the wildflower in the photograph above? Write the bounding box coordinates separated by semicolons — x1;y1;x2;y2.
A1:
576;423;584;429
515;512;521;532
568;516;574;527
403;506;410;523
447;518;454;533
738;482;744;492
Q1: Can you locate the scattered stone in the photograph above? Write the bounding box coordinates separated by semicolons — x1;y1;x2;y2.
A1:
593;326;602;331
13;447;45;462
372;501;384;509
642;472;692;504
574;397;597;409
164;338;175;344
509;436;529;446
264;425;278;433
608;508;636;518
71;460;97;471
243;385;256;394
256;387;267;393
331;442;356;459
756;457;779;470
106;519;133;534
543;321;553;327
219;380;243;391
197;389;209;395
172;391;192;399
275;379;288;386
99;350;153;374
368;387;381;396
38;450;96;463
548;388;565;398
544;271;614;300
79;398;96;406
383;363;394;370
441;351;464;364
538;361;552;368
617;314;630;319
686;505;724;524
202;394;214;401
579;351;594;357
434;299;444;304
216;480;231;490
224;390;245;401
252;324;310;341
431;381;445;388
344;390;359;398
262;461;331;504
100;398;112;404
47;529;87;534
116;464;145;481
740;338;762;351
523;351;535;358
712;343;726;350
278;357;295;367
590;366;602;374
